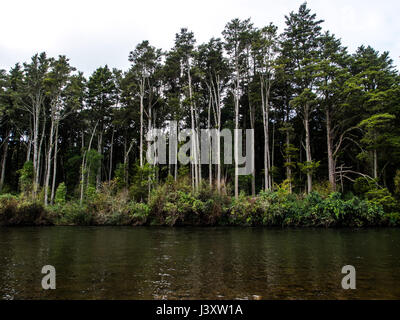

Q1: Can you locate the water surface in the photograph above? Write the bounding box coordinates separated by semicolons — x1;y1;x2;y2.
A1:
0;227;399;299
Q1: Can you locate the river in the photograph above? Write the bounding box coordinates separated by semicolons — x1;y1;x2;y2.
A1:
0;227;399;299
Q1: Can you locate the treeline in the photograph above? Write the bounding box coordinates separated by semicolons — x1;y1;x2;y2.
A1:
1;3;400;209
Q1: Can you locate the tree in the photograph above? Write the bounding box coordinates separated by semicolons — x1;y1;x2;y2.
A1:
346;46;399;182
174;28;200;190
223;18;253;198
22;53;51;197
129;41;162;169
281;3;323;193
315;32;350;191
43;55;74;206
252;23;280;192
87;66;117;190
197;38;229;192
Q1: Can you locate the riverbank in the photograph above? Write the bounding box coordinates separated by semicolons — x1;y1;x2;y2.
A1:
1;179;399;227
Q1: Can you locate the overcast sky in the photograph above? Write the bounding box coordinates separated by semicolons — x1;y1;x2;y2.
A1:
1;0;399;75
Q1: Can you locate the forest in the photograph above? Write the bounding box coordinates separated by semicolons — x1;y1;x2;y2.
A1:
0;3;400;227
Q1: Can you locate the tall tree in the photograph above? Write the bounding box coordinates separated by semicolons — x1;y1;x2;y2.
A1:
223;18;253;198
315;32;350;191
197;38;229;192
22;53;51;197
252;23;280;191
43;55;74;205
87;66;117;189
281;3;323;193
129;41;162;169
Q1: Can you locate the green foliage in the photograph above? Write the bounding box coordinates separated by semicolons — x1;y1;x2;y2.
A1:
129;202;150;225
313;181;334;197
353;176;398;214
129;163;155;202
114;163;127;190
85;185;97;202
85;149;103;185
0;195;50;226
365;188;397;213
298;160;320;175
1;4;400;229
148;179;229;226
54;202;92;226
17;161;34;195
394;170;400;197
353;177;377;195
55;183;67;205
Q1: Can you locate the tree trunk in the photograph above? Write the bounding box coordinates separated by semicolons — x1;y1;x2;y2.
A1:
208;93;212;188
35;114;46;195
109;129;114;182
234;57;240;199
26;133;32;162
50;123;59;205
261;78;271;191
139;79;144;168
44;117;55;206
373;149;378;180
32;96;41;197
326;108;336;191
187;65;199;190
80;132;85;206
96;131;103;189
0;131;10;193
304;103;312;193
286;130;292;194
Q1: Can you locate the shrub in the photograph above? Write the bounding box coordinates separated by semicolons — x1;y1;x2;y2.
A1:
365;188;397;213
384;212;400;227
129;202;150;225
17;161;34;195
53;202;92;226
353;177;377;195
55;183;67;205
0;195;50;226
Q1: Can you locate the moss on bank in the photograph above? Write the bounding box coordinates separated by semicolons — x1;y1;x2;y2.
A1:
1;178;399;227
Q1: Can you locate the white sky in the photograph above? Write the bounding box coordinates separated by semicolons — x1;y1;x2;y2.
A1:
1;0;399;75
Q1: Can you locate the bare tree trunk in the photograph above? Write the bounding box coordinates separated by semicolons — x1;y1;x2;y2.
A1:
36;114;46;195
139;78;144;168
96;130;103;189
286;130;292;194
304;103;312;193
326;108;336;191
234;57;240;199
147;100;152;191
373;149;378;180
187;65;199;190
0;131;10;193
80;123;98;206
109;128;115;182
32;95;42;197
261;78;271;191
124;139;135;185
208;93;212;188
249;104;256;196
271;120;275;187
80;132;85;206
214;79;222;194
50;123;59;205
26;131;32;162
44;117;55;206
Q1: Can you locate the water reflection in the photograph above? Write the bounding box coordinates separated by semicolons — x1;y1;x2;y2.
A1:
0;227;399;299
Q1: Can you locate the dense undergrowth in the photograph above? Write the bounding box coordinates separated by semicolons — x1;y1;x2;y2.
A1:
1;176;399;227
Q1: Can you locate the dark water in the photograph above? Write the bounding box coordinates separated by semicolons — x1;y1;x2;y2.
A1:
0;227;399;300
